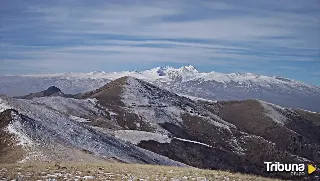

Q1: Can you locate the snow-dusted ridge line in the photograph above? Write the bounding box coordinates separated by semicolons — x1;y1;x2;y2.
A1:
6;112;34;146
258;100;287;125
13;65;317;88
296;108;319;114
121;77;151;106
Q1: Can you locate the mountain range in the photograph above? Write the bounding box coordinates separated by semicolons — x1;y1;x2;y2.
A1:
0;75;319;179
1;65;319;112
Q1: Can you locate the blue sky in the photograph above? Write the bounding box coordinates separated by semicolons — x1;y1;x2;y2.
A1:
1;0;319;85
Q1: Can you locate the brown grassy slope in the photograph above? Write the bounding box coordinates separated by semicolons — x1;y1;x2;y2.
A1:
202;100;289;137
294;109;320;126
0;162;281;181
202;100;292;142
201;99;320;163
78;76;129;106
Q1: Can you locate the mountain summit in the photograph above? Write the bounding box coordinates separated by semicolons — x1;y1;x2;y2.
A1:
156;65;199;75
44;86;62;96
16;86;73;99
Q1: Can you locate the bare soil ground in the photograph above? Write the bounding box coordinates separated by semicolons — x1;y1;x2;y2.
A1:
0;162;281;181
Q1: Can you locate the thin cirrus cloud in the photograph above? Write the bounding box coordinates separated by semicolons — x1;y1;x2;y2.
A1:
0;0;319;85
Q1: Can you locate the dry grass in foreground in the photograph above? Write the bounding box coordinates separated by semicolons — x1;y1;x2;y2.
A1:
0;162;281;181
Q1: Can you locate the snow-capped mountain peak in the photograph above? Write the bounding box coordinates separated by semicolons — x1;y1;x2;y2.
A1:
1;65;319;111
14;65;311;87
179;65;199;73
138;65;199;81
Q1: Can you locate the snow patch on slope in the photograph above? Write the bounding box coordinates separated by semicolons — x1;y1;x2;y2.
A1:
121;77;150;106
6;112;33;147
178;94;217;103
115;130;171;145
30;97;104;120
229;137;245;156
115;130;214;149
69;115;91;123
173;137;213;148
0;97;11;113
259;100;287;125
